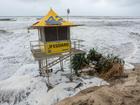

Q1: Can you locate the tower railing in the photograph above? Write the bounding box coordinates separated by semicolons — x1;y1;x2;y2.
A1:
30;39;85;54
30;40;42;51
71;39;85;50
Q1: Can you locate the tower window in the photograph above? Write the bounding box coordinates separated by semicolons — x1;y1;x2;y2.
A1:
44;27;70;42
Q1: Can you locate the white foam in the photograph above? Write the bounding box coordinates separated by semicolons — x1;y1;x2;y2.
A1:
124;62;135;70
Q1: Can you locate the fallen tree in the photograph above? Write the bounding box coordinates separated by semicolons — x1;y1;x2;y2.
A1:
71;48;125;80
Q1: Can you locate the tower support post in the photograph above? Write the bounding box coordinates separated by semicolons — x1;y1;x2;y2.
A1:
38;60;42;76
45;59;50;84
59;57;64;71
70;52;72;74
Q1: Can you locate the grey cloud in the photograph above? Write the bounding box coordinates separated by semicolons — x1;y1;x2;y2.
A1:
15;0;140;7
108;0;140;6
0;0;140;16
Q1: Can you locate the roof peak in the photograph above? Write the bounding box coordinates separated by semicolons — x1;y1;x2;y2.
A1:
32;9;77;28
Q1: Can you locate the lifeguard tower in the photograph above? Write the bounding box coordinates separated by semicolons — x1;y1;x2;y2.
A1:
30;9;84;76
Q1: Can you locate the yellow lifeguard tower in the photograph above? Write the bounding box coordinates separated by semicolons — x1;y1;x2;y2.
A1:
30;9;84;76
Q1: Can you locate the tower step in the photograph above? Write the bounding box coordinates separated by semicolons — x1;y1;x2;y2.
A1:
40;53;72;72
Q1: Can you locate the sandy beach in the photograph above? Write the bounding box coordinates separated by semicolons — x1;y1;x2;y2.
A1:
56;64;140;105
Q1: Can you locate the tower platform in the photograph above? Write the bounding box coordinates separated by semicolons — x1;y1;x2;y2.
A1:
30;39;85;60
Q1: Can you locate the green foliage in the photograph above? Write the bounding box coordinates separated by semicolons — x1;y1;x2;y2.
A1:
71;47;125;77
71;53;89;76
87;48;102;62
107;54;125;64
95;56;112;73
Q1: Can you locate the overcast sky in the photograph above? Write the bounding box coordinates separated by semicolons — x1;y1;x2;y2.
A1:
0;0;140;16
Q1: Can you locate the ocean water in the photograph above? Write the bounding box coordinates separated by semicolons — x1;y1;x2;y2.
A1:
0;16;140;105
0;16;140;80
70;16;140;63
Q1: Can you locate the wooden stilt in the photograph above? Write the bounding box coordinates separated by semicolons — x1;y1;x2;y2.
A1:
69;50;73;82
41;60;45;76
46;59;50;84
60;57;64;71
38;60;42;76
70;51;73;74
